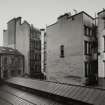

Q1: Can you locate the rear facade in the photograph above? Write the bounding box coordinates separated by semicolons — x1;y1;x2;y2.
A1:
46;12;98;83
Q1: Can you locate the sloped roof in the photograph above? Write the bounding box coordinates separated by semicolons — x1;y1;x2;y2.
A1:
0;47;23;56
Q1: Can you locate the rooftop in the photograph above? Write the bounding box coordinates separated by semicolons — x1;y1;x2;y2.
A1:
0;47;23;56
47;11;94;28
98;9;105;15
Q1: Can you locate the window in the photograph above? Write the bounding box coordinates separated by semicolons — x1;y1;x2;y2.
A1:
84;25;92;36
84;26;88;36
60;45;64;58
84;41;92;55
84;62;91;77
90;29;92;36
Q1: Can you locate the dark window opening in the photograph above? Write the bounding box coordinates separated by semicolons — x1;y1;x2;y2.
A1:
84;25;92;36
84;41;92;55
85;62;91;77
60;45;64;58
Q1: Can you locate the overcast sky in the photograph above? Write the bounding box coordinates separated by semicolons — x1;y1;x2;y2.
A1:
0;0;105;45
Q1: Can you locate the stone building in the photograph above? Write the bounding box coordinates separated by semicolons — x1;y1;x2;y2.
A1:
3;17;44;79
98;9;105;78
30;25;44;79
0;47;24;79
46;11;98;84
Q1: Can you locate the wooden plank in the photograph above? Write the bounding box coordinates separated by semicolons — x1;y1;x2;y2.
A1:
76;87;90;101
48;83;59;93
94;91;105;105
60;85;73;97
69;87;81;98
87;89;101;104
51;84;61;94
73;87;87;101
82;88;94;104
54;84;71;96
59;85;72;97
66;86;79;98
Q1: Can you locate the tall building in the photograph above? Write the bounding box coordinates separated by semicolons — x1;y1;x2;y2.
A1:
3;17;44;79
46;11;98;84
98;9;105;78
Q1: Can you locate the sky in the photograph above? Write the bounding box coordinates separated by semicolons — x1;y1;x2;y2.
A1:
0;0;105;45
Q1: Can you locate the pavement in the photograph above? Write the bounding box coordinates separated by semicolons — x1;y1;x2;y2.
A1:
5;77;105;105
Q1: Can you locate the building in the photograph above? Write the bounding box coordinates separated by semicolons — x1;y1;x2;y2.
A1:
98;9;105;78
46;11;98;84
30;25;44;79
3;17;44;79
0;47;24;79
41;29;47;79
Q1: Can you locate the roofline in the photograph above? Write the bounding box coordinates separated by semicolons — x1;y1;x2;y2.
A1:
98;9;105;15
47;11;94;28
0;53;24;56
0;46;24;56
7;17;16;24
81;11;94;20
47;22;57;28
22;20;30;27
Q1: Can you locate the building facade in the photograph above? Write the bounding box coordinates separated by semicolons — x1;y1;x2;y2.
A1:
30;26;44;79
3;17;44;79
46;11;98;84
98;10;105;78
0;47;24;79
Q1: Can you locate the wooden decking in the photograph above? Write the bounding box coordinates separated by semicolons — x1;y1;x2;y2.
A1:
6;77;105;105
